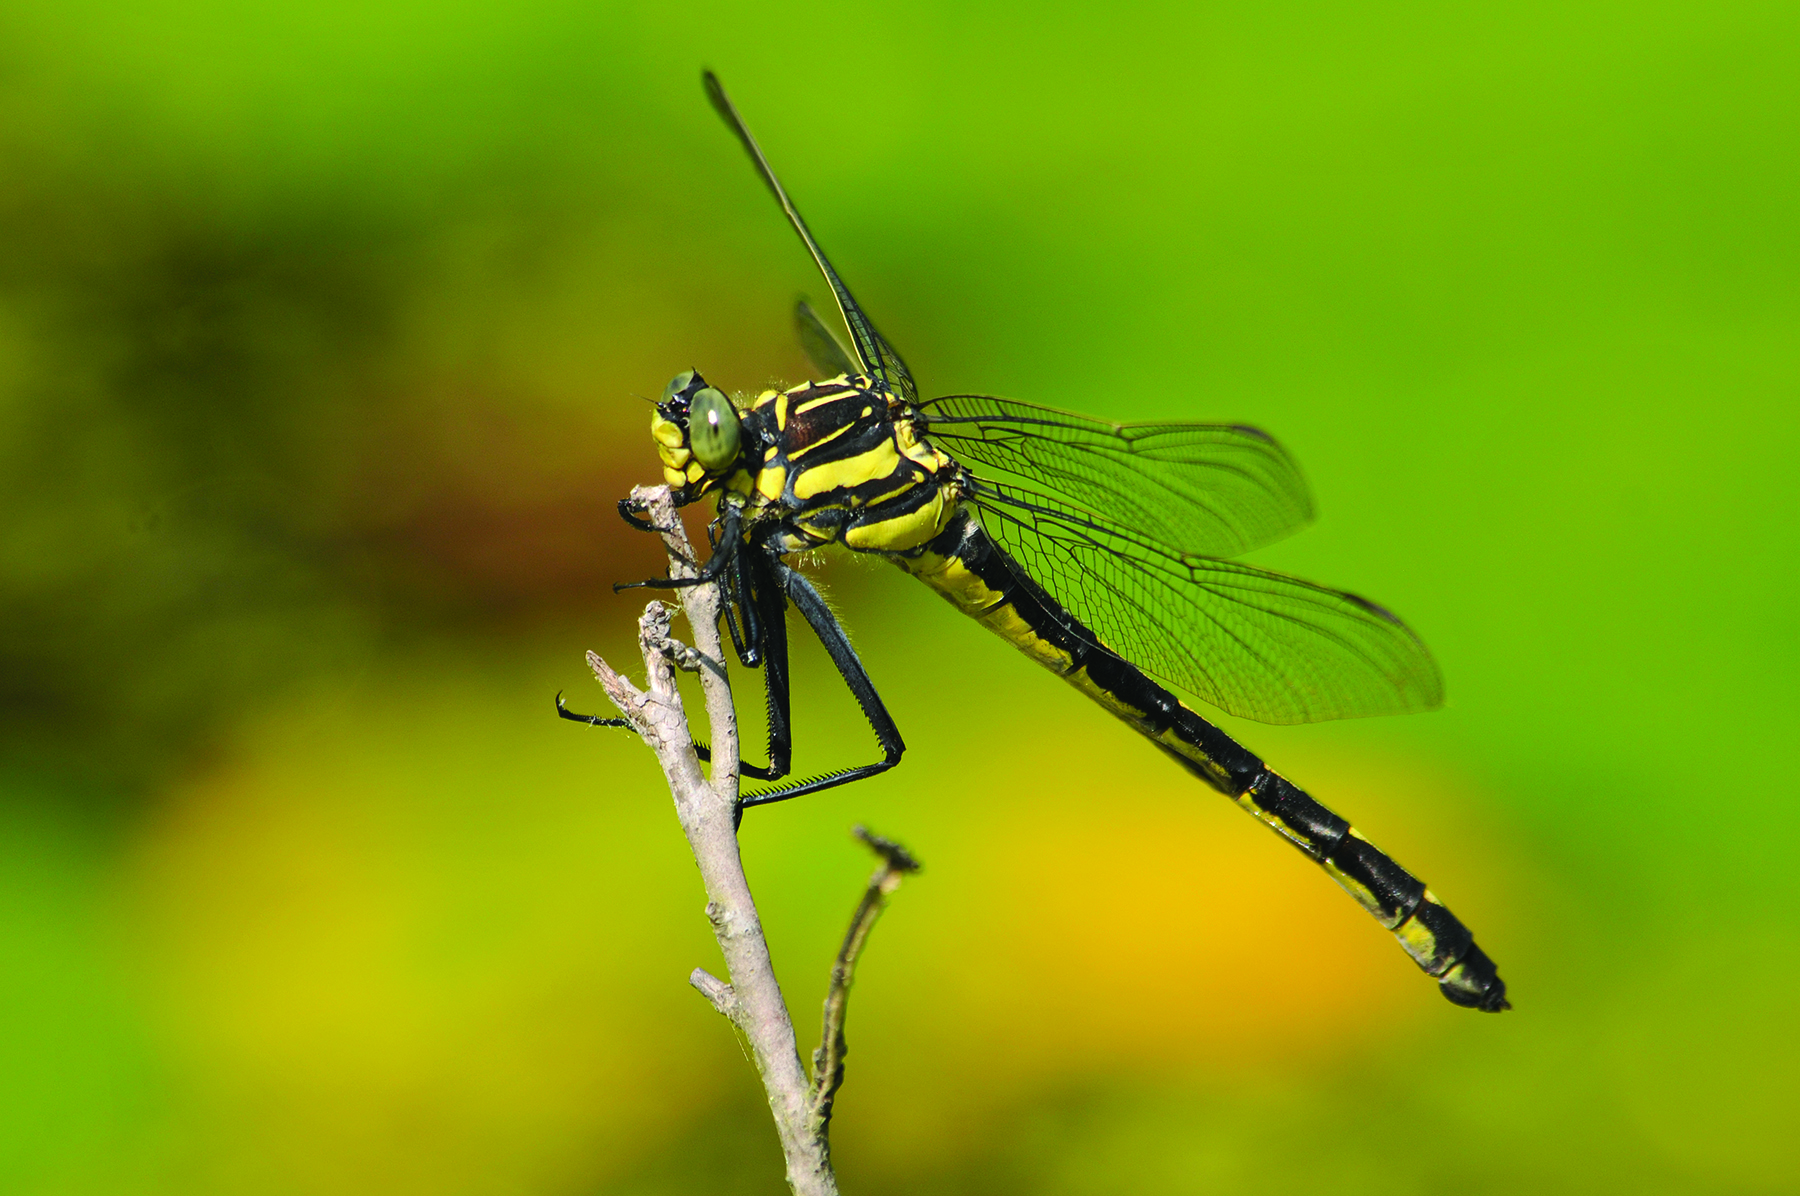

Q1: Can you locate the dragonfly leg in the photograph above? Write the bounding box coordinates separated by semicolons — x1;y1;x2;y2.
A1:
580;526;794;781
694;549;792;782
557;640;791;781
614;499;743;593
737;555;905;811
555;691;629;728
616;496;658;534
720;527;764;668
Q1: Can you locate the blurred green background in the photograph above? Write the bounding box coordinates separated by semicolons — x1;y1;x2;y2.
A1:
3;1;1795;1193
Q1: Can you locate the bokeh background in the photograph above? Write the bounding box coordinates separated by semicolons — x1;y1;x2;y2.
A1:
3;2;1796;1193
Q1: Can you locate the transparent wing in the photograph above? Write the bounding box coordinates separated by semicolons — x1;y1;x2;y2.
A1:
704;72;918;403
969;479;1443;724
923;394;1314;558
795;299;859;379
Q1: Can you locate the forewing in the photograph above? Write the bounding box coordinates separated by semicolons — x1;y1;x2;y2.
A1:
924;394;1314;558
969;480;1443;724
704;72;918;403
795;299;859;379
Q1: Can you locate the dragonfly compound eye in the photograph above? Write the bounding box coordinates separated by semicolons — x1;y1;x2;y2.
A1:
663;369;699;405
688;387;742;472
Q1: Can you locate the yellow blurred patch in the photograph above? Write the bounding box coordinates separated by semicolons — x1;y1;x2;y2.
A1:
122;661;741;1194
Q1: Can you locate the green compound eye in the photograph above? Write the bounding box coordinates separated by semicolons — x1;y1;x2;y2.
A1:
662;370;697;404
688;387;742;472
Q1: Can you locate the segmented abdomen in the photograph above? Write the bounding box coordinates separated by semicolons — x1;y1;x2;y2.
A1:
889;510;1509;1011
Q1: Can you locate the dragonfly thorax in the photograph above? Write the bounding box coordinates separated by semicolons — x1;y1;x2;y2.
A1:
652;372;966;557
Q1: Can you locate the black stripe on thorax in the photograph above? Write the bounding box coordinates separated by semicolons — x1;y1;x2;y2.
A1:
782;389;883;451
797;418;893;466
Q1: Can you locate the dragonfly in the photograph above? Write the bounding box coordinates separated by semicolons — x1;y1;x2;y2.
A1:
565;72;1508;1012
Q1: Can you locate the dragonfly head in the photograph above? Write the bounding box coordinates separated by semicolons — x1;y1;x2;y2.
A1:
650;369;747;494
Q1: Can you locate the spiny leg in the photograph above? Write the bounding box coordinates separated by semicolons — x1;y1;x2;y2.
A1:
738;555;905;810
750;546;793;776
579;502;899;805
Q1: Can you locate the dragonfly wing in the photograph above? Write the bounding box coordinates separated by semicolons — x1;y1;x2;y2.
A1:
924;394;1314;558
795;299;860;379
968;479;1443;724
704;72;918;403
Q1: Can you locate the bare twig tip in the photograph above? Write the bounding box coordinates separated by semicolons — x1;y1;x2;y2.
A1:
853;825;921;874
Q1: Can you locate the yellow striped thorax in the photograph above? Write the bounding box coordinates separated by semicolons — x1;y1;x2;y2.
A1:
650;369;968;557
648;369;964;554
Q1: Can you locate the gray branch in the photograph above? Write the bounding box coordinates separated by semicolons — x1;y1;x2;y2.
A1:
584;486;830;1196
582;486;921;1194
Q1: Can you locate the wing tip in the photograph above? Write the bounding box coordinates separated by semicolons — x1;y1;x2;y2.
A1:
701;69;741;132
1344;591;1401;623
1337;591;1447;710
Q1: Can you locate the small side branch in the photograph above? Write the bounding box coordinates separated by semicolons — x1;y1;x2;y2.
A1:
690;967;737;1017
809;827;922;1141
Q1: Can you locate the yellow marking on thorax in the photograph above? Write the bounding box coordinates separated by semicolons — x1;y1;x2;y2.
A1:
792;439;902;500
790;515;841;546
897;423;953;473
795;393;851;416
844;486;955;553
854;475;922;508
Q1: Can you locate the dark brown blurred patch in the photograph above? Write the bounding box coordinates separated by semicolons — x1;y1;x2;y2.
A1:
318;375;669;626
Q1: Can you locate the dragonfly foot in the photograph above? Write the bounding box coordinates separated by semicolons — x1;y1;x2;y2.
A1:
555;691;629;729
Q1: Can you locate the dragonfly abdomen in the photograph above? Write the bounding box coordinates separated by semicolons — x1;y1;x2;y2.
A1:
891;510;1509;1012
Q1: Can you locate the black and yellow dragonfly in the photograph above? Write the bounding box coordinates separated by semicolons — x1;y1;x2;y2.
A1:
566;73;1508;1012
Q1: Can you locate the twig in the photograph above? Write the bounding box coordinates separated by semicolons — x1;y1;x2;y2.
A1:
689;967;736;1017
583;485;832;1196
583;487;923;1192
809;827;922;1143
